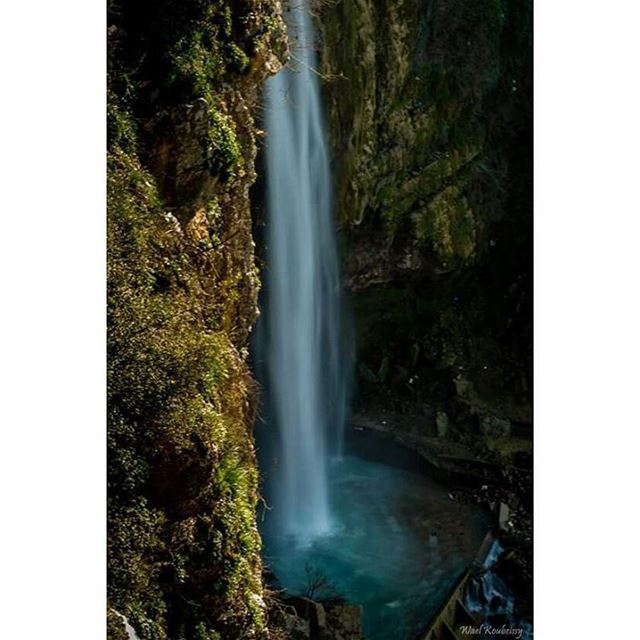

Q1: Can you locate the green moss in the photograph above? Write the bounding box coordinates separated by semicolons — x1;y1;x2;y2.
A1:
203;108;243;181
319;0;532;421
319;0;512;241
170;33;225;98
108;140;264;640
379;147;480;241
107;94;138;154
226;42;250;74
196;624;222;640
109;0;282;107
415;186;475;264
108;146;266;638
107;610;130;640
107;0;286;636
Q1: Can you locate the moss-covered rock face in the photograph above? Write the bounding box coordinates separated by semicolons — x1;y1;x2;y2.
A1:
107;2;286;638
318;0;532;425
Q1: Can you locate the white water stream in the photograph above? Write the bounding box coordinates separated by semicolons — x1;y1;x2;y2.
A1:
263;0;349;542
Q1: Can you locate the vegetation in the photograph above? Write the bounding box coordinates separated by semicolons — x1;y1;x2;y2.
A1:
302;565;345;606
107;1;285;638
107;147;265;639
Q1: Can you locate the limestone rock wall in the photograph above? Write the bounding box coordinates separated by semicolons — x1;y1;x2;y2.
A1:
318;0;533;428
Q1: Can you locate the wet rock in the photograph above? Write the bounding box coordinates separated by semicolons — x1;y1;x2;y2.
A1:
480;416;512;437
285;596;327;636
436;411;449;437
497;501;511;530
324;603;363;640
281;611;312;640
278;597;363;640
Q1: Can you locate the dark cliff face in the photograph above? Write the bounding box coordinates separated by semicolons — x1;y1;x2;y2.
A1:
107;2;287;639
318;0;533;431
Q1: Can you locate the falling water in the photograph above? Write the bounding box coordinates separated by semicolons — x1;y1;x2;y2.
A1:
263;1;349;542
464;540;534;640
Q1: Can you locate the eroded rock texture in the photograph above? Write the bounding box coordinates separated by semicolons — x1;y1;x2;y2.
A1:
318;0;533;432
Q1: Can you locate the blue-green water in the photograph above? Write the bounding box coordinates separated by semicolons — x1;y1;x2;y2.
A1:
261;442;490;640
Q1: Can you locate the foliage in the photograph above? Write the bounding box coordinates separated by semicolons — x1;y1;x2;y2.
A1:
203;109;243;181
107;0;286;632
107;147;267;638
107;609;131;640
108;0;281;108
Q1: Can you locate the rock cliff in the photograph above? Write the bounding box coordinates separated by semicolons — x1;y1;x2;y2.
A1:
107;2;287;638
318;0;533;433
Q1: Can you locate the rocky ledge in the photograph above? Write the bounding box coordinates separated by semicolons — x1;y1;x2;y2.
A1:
269;596;363;640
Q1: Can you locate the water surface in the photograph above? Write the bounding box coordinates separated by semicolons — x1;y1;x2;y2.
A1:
262;436;491;640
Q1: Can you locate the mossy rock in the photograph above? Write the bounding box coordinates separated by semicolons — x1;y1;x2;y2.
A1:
107;1;287;636
414;186;476;265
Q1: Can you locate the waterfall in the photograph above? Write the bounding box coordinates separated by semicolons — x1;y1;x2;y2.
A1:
464;540;534;640
263;0;349;542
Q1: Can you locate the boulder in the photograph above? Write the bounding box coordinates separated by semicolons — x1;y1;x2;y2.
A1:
281;611;312;640
285;596;327;636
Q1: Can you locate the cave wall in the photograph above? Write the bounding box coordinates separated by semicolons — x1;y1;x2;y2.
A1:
318;0;533;430
107;2;287;638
